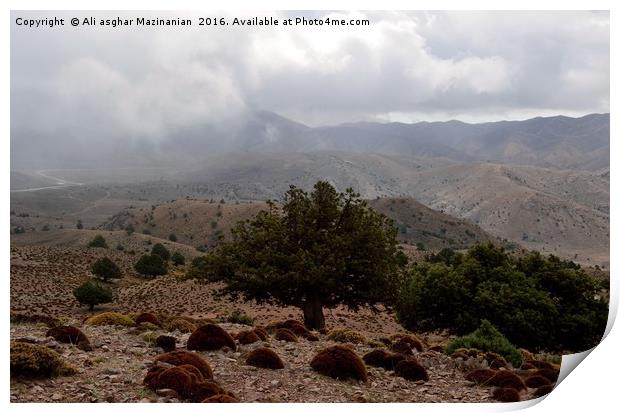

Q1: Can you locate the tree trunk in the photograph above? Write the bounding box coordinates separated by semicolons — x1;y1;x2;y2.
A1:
302;294;325;330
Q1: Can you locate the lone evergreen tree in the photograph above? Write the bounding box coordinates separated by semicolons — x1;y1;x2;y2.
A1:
73;280;113;310
91;257;122;282
188;181;406;330
151;243;171;261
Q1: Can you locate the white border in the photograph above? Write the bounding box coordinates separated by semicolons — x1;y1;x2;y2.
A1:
3;1;616;413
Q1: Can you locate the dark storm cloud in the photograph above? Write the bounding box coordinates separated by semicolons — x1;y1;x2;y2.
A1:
10;10;609;165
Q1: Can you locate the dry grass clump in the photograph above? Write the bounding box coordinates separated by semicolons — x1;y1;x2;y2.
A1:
310;345;367;382
85;312;135;327
465;369;496;385
390;333;424;352
187;324;236;351
525;374;552;388
275;328;298;342
135;312;162;326
519;348;535;362
394;359;429;382
155;335;176;352
246;347;285;369
164;317;196;333
488;370;526;391
327;329;367;344
45;326;92;351
533;384;554;397
10;341;76;378
138;322;160;331
362;349;406;371
492;387;521;402
155;350;213;380
235;330;260;345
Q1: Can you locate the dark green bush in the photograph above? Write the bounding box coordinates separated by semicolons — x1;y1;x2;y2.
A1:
151;243;171;261
396;242;608;352
91;257;122;282
171;252;185;266
88;235;108;248
445;320;522;366
226;310;255;326
134;254;167;277
73;280;113;310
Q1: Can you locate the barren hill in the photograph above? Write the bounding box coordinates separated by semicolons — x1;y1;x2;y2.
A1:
101;197;497;252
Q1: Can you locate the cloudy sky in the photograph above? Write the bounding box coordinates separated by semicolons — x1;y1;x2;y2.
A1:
11;10;609;146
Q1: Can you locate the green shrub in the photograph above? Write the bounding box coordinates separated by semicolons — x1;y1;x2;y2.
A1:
88;235;108;248
151;243;171;261
171;252;185;266
168;233;177;242
134;254;167;277
226;310;255;326
91;257;122;282
396;242;608;352
73;280;113;310
446;320;522;366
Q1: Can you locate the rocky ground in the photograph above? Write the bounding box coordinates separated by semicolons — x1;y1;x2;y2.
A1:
10;319;517;403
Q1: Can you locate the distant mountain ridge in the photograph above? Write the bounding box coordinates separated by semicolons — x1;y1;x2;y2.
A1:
11;111;609;171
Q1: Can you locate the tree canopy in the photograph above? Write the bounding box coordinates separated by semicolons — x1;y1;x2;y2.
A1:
91;257;122;282
396;243;608;352
187;181;407;329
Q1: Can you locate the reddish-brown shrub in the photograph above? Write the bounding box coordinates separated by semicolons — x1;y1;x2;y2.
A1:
187;381;224;402
252;327;268;341
305;333;320;341
155;350;213;380
236;330;260;345
362;349;406;371
488;370;526;391
394;359;429;382
178;364;204;383
156;366;194;397
275;328;298;342
390;334;424;352
485;352;508;369
465;369;497;385
202;394;239;403
525;375;552;388
246;347;284;369
310;345;367;382
492;387;521;402
144;365;168;389
520;362;536;370
536;368;559;383
533;384;554;397
187;324;236;351
281;320;309;336
136;312;161;326
45;326;92;351
390;340;413;355
155;335;176;352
